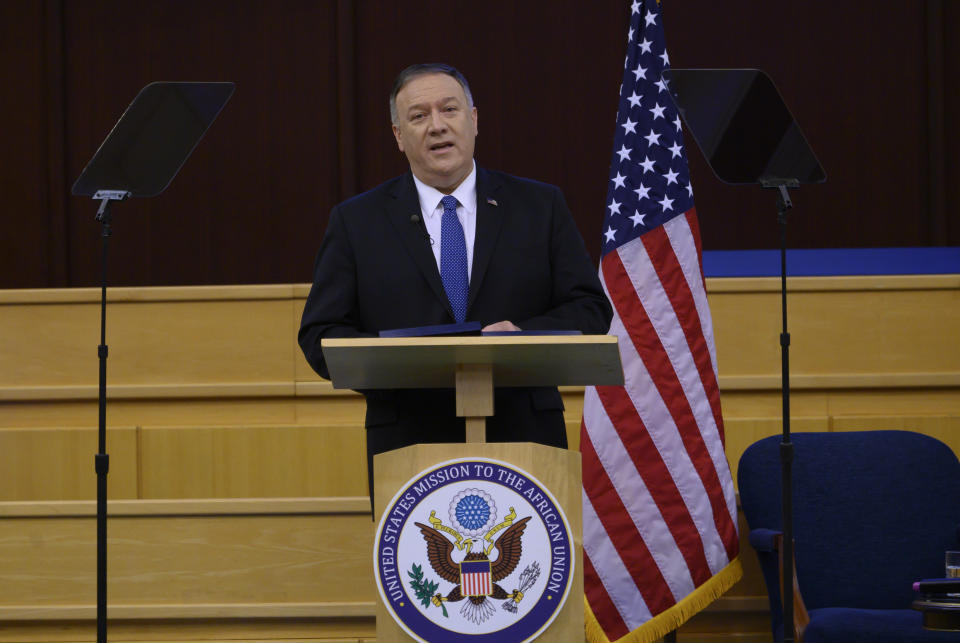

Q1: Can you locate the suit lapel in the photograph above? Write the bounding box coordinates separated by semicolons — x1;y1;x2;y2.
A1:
469;168;506;311
384;173;454;319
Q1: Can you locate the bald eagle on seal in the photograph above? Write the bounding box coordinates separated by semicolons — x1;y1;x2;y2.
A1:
413;516;530;624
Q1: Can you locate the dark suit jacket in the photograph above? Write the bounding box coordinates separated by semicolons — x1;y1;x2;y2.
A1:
298;168;612;462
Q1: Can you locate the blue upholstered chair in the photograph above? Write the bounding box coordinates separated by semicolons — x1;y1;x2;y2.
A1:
738;431;960;642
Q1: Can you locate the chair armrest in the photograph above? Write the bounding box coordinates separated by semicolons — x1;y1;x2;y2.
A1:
749;528;783;552
748;528;810;642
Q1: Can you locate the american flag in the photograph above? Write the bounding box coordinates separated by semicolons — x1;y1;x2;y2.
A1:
581;1;742;641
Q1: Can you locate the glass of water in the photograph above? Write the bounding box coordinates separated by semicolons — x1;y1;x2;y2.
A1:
947;551;960;598
948;551;960;578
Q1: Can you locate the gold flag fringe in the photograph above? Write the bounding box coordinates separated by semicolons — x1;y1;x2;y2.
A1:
584;556;743;643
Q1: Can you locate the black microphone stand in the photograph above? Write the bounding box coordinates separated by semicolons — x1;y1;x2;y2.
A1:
763;178;797;642
92;189;129;643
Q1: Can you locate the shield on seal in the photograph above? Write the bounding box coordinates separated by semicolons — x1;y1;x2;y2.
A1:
459;559;492;597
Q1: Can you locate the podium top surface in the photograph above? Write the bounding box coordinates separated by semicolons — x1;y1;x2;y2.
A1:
321;335;623;389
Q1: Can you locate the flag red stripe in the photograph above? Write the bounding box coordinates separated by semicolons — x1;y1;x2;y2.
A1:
593;383;712;585
602;249;738;561
581;428;677;612
584;551;630;640
641;220;727;456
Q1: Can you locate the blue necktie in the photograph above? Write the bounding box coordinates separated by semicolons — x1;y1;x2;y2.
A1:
440;195;468;323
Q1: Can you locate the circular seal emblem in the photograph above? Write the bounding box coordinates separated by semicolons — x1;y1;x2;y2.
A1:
374;457;575;642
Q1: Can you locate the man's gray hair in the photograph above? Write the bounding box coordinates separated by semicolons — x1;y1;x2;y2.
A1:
389;63;474;126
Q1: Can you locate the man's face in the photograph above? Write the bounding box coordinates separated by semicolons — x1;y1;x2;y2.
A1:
392;73;478;193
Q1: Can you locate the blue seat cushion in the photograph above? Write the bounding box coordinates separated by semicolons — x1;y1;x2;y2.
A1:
803;607;960;642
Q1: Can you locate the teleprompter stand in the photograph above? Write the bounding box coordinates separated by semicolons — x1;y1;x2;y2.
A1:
71;81;235;643
663;68;826;643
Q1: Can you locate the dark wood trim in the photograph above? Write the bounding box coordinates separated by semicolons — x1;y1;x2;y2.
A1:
926;0;947;244
335;0;357;201
42;0;68;286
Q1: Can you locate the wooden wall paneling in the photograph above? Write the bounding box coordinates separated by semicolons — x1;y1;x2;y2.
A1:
0;1;60;289
293;392;365;427
726;509;768;598
722;387;960;422
943;0;960;245
335;0;358;201
0;498;774;641
139;425;216;498
2;278;959;506
709;287;782;378
0;426;138;500
0;499;375;608
723;416;829;486
0;288;297;391
61;0;341;288
294;290;322;382
786;286;960;376
719;389;828;420
292;289;377;429
822;389;960;418
664;1;934;251
3;3;960;291
0;300;98;388
0;621;373;643
0;500;375;617
43;0;69;288
832;414;960;455
0;398;302;432
101;298;295;386
708;276;960;384
139;425;367;499
925;0;947;244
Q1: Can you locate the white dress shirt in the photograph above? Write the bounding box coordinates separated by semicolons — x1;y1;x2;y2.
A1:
411;161;477;282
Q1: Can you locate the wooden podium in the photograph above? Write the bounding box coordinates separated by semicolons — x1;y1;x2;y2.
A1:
322;335;622;642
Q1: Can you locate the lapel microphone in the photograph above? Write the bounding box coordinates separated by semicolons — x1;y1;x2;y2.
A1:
410;213;432;244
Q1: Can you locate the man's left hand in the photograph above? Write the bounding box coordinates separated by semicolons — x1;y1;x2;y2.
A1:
482;321;521;332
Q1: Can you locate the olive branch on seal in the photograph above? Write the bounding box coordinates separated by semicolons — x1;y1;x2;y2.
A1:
408;563;448;617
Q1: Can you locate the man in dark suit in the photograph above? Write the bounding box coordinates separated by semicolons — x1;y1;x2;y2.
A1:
299;63;611;495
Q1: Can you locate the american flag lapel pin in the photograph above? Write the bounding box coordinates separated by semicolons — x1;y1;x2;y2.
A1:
486;197;498;207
